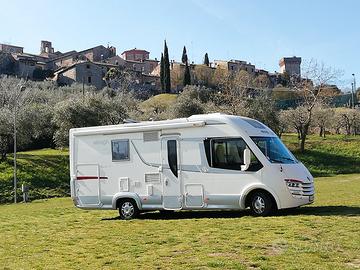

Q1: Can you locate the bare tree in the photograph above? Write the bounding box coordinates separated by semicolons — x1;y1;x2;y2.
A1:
312;105;334;137
290;60;341;151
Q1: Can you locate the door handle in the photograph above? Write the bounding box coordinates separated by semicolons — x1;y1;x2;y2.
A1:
165;179;169;186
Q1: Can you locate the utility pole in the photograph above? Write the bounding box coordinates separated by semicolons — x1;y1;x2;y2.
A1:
352;74;356;108
14;85;26;203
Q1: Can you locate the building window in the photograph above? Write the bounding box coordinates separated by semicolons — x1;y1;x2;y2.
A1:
88;76;92;83
86;64;90;69
111;140;130;161
204;138;262;171
167;140;178;177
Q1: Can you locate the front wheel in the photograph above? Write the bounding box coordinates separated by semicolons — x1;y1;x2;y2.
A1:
118;199;139;220
249;192;274;217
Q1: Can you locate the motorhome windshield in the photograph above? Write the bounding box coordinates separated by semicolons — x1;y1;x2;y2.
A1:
251;136;298;164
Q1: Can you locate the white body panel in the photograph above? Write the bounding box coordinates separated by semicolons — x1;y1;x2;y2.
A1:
69;113;314;212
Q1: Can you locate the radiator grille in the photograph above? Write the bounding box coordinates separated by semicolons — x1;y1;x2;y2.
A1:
286;181;314;196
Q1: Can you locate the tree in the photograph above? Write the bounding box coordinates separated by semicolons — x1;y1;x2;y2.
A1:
171;88;205;118
193;65;214;87
52;93;134;147
183;62;191;86
160;53;165;92
291;60;341;151
163;40;171;93
252;74;271;89
181;46;188;64
203;53;210;66
104;67;135;91
0;52;16;75
0;108;12;161
313;106;334;137
335;108;360;135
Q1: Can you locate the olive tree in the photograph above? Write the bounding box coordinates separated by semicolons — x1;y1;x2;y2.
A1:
290;60;341;151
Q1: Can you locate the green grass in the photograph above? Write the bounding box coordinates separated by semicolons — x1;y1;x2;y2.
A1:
282;134;360;177
0;174;359;269
0;148;69;203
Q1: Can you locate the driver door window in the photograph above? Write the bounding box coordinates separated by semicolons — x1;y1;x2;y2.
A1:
204;138;262;171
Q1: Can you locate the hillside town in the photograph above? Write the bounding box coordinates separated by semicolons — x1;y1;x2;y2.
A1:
0;40;305;91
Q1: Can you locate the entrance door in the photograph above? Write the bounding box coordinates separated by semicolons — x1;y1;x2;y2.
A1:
75;163;102;206
161;137;182;210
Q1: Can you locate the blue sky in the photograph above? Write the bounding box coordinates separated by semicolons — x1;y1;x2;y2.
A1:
1;0;359;90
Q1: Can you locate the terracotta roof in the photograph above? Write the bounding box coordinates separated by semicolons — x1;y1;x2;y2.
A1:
121;48;149;55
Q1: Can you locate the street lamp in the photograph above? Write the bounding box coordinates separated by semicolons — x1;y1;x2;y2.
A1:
352;74;356;108
14;85;26;203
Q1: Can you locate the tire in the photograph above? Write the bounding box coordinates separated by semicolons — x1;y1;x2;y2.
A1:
118;199;139;220
249;191;274;217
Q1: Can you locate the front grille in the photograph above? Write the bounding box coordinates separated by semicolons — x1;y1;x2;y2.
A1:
286;180;314;197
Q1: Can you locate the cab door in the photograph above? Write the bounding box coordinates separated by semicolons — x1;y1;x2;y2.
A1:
161;136;182;210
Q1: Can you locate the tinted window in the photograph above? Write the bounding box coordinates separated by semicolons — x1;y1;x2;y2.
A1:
112;140;129;161
204;138;262;171
167;140;178;177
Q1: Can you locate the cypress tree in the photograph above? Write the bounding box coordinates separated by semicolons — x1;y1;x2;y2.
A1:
160;53;165;92
183;62;191;86
163;40;171;93
204;53;210;66
181;46;188;64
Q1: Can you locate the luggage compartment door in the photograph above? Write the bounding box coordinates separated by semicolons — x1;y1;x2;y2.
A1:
185;184;204;208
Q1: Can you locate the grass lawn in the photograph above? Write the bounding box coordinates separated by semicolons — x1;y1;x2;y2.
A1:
282;134;360;177
0;174;359;270
0;148;69;203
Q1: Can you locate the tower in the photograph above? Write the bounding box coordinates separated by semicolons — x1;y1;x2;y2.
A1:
40;40;54;55
279;56;301;77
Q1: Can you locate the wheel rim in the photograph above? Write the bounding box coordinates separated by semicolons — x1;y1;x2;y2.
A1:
253;196;266;214
121;202;134;218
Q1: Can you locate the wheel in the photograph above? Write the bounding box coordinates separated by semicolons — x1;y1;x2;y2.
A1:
249;191;274;217
118;199;139;220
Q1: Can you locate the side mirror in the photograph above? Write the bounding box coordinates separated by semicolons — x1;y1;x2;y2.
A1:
241;149;251;171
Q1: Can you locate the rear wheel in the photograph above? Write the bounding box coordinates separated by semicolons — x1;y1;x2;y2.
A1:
118;199;139;220
249;191;274;217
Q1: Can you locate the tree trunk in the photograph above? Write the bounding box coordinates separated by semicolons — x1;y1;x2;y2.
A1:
319;127;323;137
0;152;6;162
300;133;306;152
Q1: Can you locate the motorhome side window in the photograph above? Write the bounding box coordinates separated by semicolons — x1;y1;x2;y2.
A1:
167;140;178;177
204;138;262;171
111;140;130;161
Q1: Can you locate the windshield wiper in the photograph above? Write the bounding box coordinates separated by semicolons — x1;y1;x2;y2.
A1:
268;158;284;164
278;156;296;162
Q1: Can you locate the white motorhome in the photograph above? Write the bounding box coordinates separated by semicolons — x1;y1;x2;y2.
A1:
70;113;314;219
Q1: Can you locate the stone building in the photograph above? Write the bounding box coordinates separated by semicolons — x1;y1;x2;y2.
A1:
121;48;149;61
54;61;116;89
279;56;301;77
0;43;24;54
214;59;255;75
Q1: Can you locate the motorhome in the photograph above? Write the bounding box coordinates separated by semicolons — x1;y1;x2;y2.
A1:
69;113;314;219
